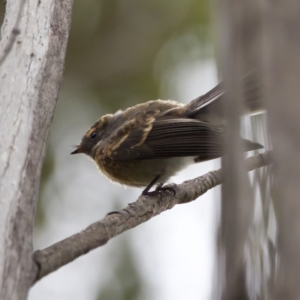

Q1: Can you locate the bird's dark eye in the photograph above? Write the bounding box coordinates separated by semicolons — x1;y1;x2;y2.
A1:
90;131;97;139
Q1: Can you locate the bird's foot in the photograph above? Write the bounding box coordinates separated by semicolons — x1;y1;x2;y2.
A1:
155;184;176;196
142;183;176;198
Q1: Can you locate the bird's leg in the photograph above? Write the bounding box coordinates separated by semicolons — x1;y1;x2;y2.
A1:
155;184;176;196
142;175;176;197
142;175;161;195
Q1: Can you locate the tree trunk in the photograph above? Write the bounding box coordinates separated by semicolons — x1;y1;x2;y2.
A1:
0;0;72;299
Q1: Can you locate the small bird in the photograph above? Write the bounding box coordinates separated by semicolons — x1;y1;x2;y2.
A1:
71;83;263;195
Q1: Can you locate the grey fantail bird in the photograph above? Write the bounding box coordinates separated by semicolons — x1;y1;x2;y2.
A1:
71;83;263;195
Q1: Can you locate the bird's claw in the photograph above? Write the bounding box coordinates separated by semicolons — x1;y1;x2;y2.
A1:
142;184;176;198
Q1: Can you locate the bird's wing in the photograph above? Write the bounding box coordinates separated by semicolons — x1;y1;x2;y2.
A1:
110;118;262;161
110;119;224;161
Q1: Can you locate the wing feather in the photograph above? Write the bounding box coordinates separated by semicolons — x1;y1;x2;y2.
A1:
111;119;226;161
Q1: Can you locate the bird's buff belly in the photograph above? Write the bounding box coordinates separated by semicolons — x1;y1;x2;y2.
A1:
96;157;193;188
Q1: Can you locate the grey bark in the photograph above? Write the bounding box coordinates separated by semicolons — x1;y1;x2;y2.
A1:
0;0;73;299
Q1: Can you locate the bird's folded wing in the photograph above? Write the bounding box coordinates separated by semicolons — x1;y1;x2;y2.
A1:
111;119;227;161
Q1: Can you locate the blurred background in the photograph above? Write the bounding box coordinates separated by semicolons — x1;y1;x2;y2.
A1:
13;0;220;299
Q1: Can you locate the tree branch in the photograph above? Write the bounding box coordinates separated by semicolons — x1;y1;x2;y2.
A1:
32;151;272;283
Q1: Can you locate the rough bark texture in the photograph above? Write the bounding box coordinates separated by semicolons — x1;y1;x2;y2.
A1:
32;152;271;283
0;0;73;299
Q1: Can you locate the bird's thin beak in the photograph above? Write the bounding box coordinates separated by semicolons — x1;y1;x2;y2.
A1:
71;145;83;155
